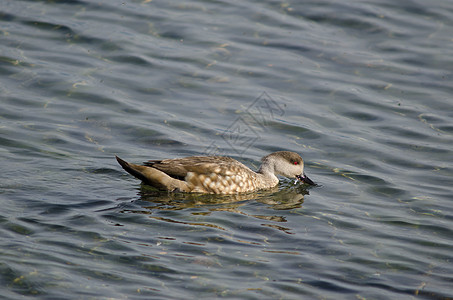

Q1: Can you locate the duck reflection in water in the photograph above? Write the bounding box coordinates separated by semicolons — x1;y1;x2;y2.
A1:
118;183;311;234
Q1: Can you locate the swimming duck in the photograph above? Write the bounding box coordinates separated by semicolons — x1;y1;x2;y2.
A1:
116;151;315;194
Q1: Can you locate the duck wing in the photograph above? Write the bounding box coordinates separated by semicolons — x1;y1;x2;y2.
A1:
144;156;251;180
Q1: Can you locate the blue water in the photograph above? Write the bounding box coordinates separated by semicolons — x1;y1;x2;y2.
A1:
1;0;453;299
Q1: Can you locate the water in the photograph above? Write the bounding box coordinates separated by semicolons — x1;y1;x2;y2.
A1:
1;0;453;298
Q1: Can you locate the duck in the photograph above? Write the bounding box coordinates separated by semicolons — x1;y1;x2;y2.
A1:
116;151;315;194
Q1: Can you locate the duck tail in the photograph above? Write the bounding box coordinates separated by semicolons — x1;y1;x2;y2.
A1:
115;156;190;192
116;156;150;183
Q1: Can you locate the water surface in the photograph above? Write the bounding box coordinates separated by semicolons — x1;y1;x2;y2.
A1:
1;0;453;299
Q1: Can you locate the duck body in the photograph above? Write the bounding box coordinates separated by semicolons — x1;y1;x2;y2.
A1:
116;151;315;194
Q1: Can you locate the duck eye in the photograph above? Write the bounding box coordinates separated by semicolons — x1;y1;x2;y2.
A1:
293;161;298;165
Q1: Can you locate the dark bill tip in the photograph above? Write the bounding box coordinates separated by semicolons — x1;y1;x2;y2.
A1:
296;173;317;186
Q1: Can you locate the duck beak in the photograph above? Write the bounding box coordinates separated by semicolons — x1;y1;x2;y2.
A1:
296;173;316;186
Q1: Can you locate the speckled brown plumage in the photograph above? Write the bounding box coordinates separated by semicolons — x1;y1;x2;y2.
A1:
116;151;315;194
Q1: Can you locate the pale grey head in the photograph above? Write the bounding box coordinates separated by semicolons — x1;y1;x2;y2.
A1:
259;151;316;185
